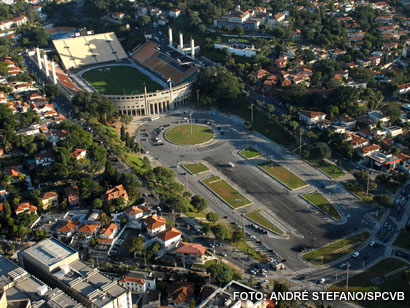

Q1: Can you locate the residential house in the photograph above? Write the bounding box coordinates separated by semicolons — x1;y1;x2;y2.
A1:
99;223;118;240
368;111;390;125
41;191;58;209
4;165;22;182
384;126;403;137
337;114;356;128
76;224;99;240
124;206;144;221
15;202;37;215
156;227;182;251
34;149;54;167
56;220;78;238
102;184;129;205
169;8;181;18
167;282;194;307
110;12;125;20
175;242;207;264
64;184;80;207
298;110;327;127
357;144;381;158
119;271;156;293
71;148;86;160
144;215;166;236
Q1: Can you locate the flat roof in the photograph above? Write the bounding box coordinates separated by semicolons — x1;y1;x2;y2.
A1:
22;238;77;269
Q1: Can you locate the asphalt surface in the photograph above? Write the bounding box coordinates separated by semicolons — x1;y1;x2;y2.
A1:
137;110;377;275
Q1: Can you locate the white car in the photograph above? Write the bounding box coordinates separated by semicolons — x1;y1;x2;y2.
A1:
352;251;360;258
318;278;326;284
370;241;375;247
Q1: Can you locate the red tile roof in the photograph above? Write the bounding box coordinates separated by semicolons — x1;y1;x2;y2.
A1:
42;191;58;201
120;276;145;284
144;215;166;230
57;220;78;234
175;242;206;255
157;227;181;242
15;202;37;214
77;224;98;234
167;282;194;304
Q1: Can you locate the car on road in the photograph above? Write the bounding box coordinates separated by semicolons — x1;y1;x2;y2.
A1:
339;263;346;269
220;252;227;257
318;278;326;284
370;241;375;247
352;251;360;257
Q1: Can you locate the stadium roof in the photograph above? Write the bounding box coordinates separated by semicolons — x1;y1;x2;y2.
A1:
53;32;127;70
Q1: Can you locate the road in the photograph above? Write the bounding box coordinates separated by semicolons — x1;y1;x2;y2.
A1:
137;110;377;276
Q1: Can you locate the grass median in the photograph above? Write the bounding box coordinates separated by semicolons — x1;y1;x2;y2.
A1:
183;163;209;175
245;210;282;234
393;230;410;250
308;159;345;179
302;232;370;265
239;147;261;159
329;258;410;308
166;124;214;145
302;192;341;220
258;161;307;190
202;176;251;208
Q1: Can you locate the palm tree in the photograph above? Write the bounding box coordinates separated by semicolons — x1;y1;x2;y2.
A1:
17;173;26;182
1;175;13;189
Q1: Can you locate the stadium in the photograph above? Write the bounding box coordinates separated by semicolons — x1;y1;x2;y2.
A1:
46;30;199;116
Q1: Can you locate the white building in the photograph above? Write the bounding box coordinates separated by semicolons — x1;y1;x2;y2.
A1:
119;271;156;293
298;110;327;127
214;41;259;57
143;215;166;236
156;227;182;250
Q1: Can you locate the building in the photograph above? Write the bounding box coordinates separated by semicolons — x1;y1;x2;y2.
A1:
298;110;327;127
166;282;194;307
214;41;259;57
214;10;260;30
119;271;156;293
76;224;99;240
174;242;206;264
0;256;84;308
15;202;37;215
124;206;144;221
56;220;79;238
41;191;59;209
169;8;181;18
99;223;118;240
18;238;132;308
197;280;270;308
64;184;80;207
368;152;401;171
156;227;182;250
102;184;128;205
143;215;166;236
71;148;87;160
384;126;403;137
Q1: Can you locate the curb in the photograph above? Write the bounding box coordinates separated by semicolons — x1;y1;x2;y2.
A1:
299;192;344;222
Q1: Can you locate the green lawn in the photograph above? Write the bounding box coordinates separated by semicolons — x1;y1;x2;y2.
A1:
240;147;262;159
82;65;163;95
185;203;206;219
245;210;282;234
166;125;214;145
234;241;267;262
202;176;251;208
183;163;209;175
308;159;345;179
258;161;307;190
329;258;410;308
302;232;370;265
302;192;341;220
124;153;144;168
393;231;410;250
226;99;295;147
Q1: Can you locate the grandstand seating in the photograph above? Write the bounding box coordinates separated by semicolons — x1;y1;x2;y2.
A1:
132;41;197;84
53;32;127;70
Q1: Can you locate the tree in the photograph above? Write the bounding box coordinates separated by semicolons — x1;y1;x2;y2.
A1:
310;142;331;160
191;195;209;212
207;263;236;286
92;198;103;209
121;114;132;126
206;212;219;223
288;120;299;132
374;194;393;208
120;124;126;141
267;104;275;114
231;228;246;243
211;224;230;240
125;236;144;256
44;84;60;99
166;196;189;213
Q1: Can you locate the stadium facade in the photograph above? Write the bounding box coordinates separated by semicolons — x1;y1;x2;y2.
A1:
46;30;199;116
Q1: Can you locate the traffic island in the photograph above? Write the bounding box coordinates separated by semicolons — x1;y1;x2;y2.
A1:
301;192;342;220
302;231;370;265
245;209;282;234
165;124;214;145
257;160;308;190
239;147;262;159
183;163;209;175
202;176;251;209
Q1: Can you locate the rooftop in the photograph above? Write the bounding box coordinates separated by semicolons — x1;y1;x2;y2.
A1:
21;238;77;271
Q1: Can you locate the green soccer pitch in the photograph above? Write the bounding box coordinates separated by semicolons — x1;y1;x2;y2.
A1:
81;65;163;95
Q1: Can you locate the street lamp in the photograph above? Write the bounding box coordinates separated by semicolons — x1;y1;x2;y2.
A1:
196;89;200;112
250;104;254;128
189;112;192;136
345;262;351;292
